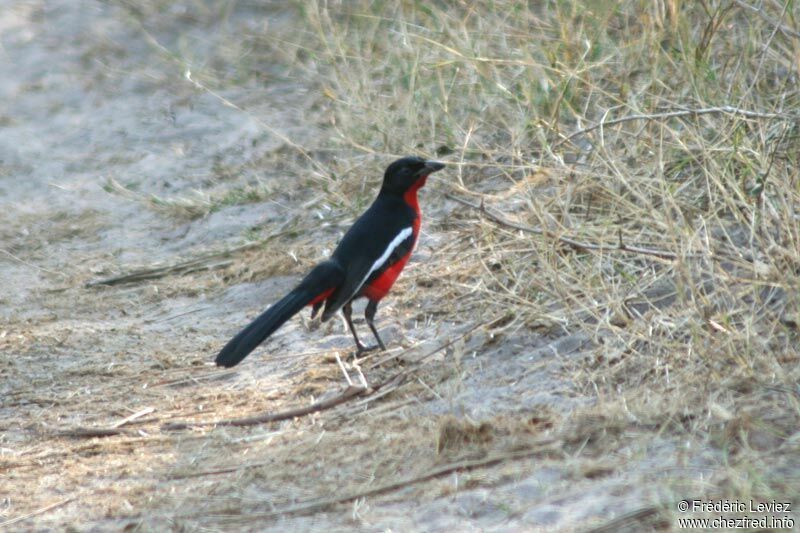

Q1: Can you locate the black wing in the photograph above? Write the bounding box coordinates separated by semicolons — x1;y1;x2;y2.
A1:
320;196;416;321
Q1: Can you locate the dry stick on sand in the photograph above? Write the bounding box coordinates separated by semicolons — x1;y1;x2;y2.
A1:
56;427;129;438
162;322;484;431
0;498;75;528
110;406;156;428
57;407;157;438
213;445;557;522
446;193;686;260
85;239;269;287
169;460;278;480
162;385;368;431
85;216;304;287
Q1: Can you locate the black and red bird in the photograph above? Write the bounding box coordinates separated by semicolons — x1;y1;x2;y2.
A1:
214;156;445;368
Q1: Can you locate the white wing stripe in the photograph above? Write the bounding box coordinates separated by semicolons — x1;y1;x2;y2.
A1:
352;226;413;297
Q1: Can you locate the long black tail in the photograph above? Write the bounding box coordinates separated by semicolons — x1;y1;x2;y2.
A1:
215;261;344;368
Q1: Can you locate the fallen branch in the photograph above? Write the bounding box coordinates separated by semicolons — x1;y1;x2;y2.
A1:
56;407;157;438
170;459;279;480
84;243;255;287
219;444;556;521
162;385;368;431
151;370;238;388
556;105;792;147
85;221;300;287
446;193;686;260
0;497;74;528
56;427;129;438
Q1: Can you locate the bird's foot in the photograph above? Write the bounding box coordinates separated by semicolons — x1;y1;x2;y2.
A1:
353;344;382;358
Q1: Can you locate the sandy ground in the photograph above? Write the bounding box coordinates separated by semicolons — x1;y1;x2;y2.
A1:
0;2;727;531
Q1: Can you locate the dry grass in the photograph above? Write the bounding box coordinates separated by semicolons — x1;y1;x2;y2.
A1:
4;0;800;530
234;0;800;521
283;0;800;482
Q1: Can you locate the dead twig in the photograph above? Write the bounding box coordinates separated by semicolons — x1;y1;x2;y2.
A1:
111;406;155;428
169;460;277;480
217;444;556;521
446;193;686;260
161;385;369;430
84;243;256;287
555;105;792;148
56;407;156;438
85;221;300;287
56;427;129;438
0;498;75;528
151;369;238;388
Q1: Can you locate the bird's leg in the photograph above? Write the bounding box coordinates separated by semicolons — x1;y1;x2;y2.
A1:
364;300;387;352
342;301;369;355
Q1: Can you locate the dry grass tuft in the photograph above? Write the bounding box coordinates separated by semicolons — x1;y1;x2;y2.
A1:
436;415;494;455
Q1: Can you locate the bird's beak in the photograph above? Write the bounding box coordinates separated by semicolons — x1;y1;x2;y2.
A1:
418;161;445;176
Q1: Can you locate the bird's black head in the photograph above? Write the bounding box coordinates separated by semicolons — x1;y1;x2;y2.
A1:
380;156;445;196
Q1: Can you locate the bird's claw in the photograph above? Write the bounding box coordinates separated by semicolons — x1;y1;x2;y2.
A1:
354;344;381;358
